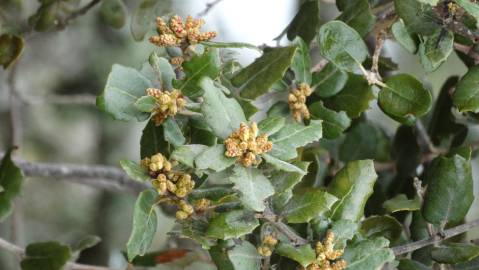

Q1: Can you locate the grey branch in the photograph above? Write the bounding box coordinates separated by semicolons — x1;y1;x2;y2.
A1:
1;153;148;194
392;219;479;255
197;0;225;17
20;94;97;106
0;237;115;270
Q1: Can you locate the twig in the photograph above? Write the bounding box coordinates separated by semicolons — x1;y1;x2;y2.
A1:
454;43;479;64
311;59;329;73
261;256;271;270
0;152;148;194
392;219;479;255
259;205;309;246
0;237;115;270
197;0;225;17
415;120;441;154
60;0;102;28
20;94;97;106
372;31;386;77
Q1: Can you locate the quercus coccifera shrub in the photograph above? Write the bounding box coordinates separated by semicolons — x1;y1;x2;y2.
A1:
2;1;479;269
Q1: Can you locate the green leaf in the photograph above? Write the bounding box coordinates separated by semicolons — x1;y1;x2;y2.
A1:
417;0;440;5
126;189;159;261
97;64;152;121
275;243;316;267
419;29;454;72
455;255;479;269
309;101;351;139
392;19;418;54
237;98;259;120
119;160;150;182
378;74;432;124
394;0;440;35
148;53;175;90
0;148;23;222
282;188;338;223
398;259;430;270
269;120;322;160
422;154;474;226
195;144;236;172
360;215;403;243
383;194;421;213
453;66;479;113
162;118;185;146
130;0;169;41
21;242;71;270
189;186;236;202
311;62;348;98
339;121;391;162
456;0;479;27
233;46;297;99
140;120;169;159
286;0;320;44
200;41;262;52
206;209;259;239
228;166;274;211
291;37;312;84
342;237;395;270
174;49;221;98
71;235;101;253
200;77;246;139
329;219;359;249
328;160;377;222
270;161;310;193
99;0;127;29
228;241;261;269
337;0;375;37
134;96;156;112
318;20;369;72
323;73;373;118
431;243;479;264
257;116;285;136
171;144;209;168
262;153;306;174
0;34;24;69
180;219;217;249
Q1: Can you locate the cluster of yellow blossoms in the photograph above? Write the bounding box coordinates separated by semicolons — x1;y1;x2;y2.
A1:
305;231;347;270
146;88;186;125
257;235;278;257
141;153;195;220
224;122;273;167
288;83;312;122
149;15;217;49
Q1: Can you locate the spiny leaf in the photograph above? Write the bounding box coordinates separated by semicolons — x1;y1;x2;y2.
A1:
392;19;418;53
0;148;24;222
342;237;395;270
311;62;348;98
171;144;209;168
328;160;377;222
228;166;274;211
206;209;259;240
282;188;338;223
419;28;454;72
291;37;312;84
286;0;320;44
275;243;316;267
336;0;375;37
383;194;421;213
309;101;351;139
262;153;306;174
195;144;236;172
126;189;159;261
162;118;186;147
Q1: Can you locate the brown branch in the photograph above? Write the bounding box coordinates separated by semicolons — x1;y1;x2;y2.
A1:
372;31;386;76
0;237;115;270
197;0;225;17
258;205;309;246
454;43;479;64
1;152;148;194
392;219;479;255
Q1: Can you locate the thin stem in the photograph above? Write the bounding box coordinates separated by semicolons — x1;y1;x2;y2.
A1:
0;152;147;194
392;219;479;255
372;31;386;76
197;0;225;17
0;237;114;270
61;0;102;28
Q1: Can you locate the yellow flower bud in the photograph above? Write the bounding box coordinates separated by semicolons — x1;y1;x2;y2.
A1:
176;210;189;220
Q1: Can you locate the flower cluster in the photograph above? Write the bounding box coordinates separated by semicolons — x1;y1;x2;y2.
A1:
146;88;186;125
224;122;273;167
149;15;217;49
142;153;196;220
305;231;347;270
194;198;211;212
288;83;312;122
257;235;278;257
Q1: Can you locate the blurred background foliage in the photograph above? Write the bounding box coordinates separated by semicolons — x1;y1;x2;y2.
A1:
0;0;478;269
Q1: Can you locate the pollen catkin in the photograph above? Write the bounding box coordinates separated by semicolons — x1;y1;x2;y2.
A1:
258;235;278;257
303;231;347;270
142;153;196;220
288;83;312;122
224;122;273;167
149;15;217;49
194;198;211;212
146;88;186;125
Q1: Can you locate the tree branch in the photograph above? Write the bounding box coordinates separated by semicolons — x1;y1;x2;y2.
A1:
19;94;97;106
392;219;479;255
60;0;102;28
1;152;148;194
0;237;115;270
197;0;225;17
